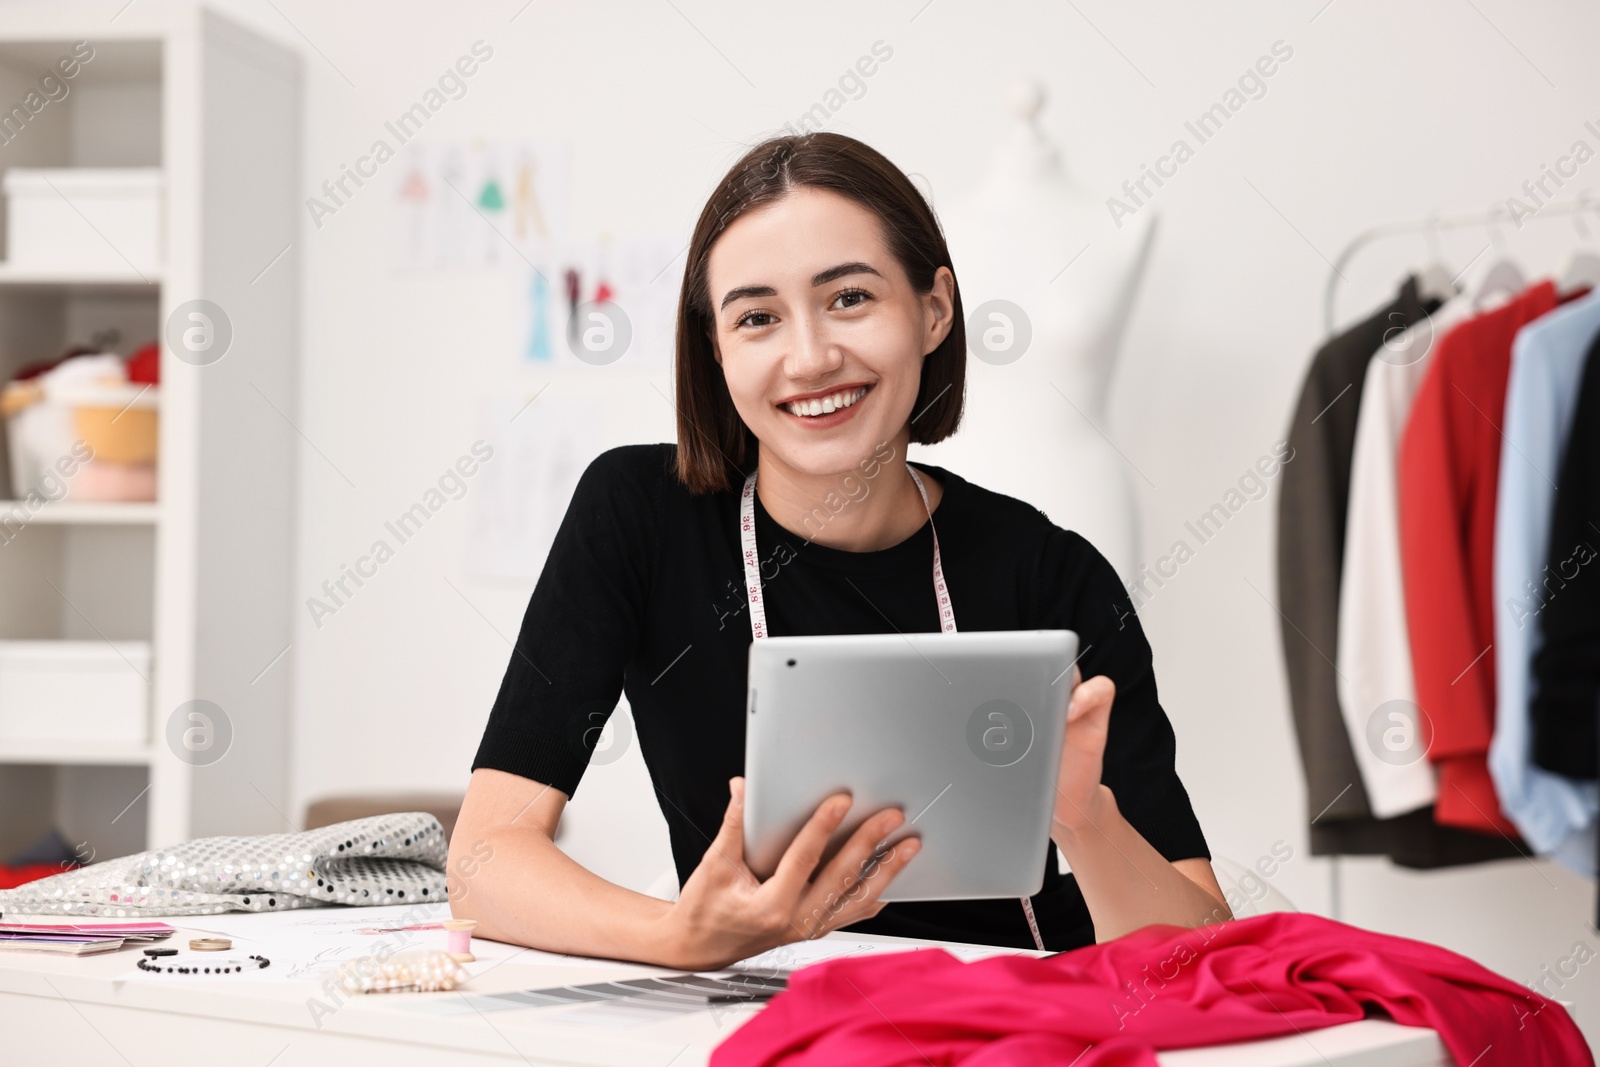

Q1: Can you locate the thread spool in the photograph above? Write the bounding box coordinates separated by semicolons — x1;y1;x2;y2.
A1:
442;918;477;962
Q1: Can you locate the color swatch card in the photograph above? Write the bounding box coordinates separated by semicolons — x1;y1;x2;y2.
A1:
0;920;174;955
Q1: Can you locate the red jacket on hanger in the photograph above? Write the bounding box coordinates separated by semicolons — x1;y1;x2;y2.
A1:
1398;281;1559;835
710;911;1588;1066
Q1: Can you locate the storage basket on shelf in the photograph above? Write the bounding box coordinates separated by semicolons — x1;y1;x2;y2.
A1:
1;352;158;503
0;639;151;745
1;167;163;275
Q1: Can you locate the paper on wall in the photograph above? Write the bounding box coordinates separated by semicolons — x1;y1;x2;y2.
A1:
467;387;603;583
390;138;570;274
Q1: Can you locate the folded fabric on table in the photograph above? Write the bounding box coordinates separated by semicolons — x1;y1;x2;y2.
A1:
712;911;1588;1067
0;813;448;918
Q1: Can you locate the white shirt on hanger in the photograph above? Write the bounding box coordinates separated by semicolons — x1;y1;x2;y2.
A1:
1334;297;1471;817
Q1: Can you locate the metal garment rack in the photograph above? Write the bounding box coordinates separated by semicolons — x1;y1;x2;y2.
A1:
1324;192;1600;336
1316;192;1597;922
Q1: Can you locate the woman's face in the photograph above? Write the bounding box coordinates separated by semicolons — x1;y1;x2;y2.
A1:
706;186;955;480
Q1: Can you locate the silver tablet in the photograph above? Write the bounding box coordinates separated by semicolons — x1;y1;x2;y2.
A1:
742;629;1078;902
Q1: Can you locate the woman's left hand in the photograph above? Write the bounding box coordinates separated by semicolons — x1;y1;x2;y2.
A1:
1051;669;1117;841
1046;670;1235;936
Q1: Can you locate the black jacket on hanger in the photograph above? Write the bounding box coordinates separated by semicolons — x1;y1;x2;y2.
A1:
1277;275;1524;867
1530;328;1600;781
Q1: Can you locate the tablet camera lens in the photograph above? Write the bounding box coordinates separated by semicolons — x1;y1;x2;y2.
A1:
786;659;796;667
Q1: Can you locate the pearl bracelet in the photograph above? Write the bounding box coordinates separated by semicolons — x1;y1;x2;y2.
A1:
332;949;468;993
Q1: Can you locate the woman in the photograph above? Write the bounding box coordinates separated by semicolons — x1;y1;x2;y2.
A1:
451;132;1228;971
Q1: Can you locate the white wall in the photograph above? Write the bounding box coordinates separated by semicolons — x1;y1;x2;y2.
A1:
45;0;1600;1043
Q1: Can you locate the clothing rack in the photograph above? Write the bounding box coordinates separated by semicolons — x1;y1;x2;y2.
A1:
1315;193;1599;922
1324;193;1600;335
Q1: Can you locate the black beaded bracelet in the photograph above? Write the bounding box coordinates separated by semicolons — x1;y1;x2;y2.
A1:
136;954;270;975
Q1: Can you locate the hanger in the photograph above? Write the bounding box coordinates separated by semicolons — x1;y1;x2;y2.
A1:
1558;190;1600;294
1470;203;1527;310
1414;213;1461;306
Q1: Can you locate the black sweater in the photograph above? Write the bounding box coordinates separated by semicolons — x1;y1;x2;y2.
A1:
472;443;1209;950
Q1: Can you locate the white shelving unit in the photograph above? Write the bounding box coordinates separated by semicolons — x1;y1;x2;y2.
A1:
0;3;300;860
0;501;161;524
0;266;161;289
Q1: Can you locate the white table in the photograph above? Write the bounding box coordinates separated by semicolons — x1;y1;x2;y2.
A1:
0;906;1450;1066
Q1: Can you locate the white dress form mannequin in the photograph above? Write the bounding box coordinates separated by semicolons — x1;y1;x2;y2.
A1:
921;82;1156;585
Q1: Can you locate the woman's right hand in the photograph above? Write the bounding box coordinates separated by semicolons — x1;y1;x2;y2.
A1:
657;776;920;972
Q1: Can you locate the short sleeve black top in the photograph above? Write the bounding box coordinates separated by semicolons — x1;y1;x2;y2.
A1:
471;443;1210;951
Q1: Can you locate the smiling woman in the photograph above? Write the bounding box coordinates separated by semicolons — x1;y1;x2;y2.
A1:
451;131;1229;971
675;138;963;497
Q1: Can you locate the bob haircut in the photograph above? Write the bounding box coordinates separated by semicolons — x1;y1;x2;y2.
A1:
673;132;966;494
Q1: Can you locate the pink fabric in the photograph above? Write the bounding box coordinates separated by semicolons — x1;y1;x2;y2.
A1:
712;912;1589;1067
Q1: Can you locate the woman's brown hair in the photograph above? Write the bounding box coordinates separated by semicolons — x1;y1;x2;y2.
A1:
673;132;966;494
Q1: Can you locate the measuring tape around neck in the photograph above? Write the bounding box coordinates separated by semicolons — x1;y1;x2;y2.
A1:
739;463;953;639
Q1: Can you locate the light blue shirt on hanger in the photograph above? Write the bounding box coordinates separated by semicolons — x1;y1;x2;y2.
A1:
1490;286;1600;876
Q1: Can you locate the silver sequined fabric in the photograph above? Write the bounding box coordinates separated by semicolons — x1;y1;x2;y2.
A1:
0;812;448;917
